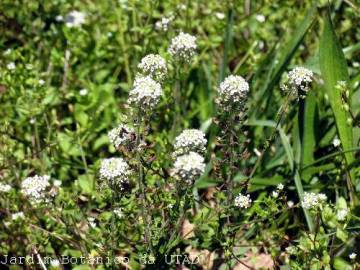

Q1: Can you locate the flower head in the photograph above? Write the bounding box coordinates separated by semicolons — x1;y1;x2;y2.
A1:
7;62;15;70
0;183;12;193
216;75;249;113
65;11;86;28
79;89;88;96
171;152;205;185
155;17;173;31
333;137;341;147
288;67;313;92
234;193;252;208
21;175;54;204
272;191;279;198
108;124;136;149
138;54;167;81
301;192;327;210
168;32;197;62
336;208;348;221
128;76;162;111
174;129;207;157
349;253;357;260
99;158;132;190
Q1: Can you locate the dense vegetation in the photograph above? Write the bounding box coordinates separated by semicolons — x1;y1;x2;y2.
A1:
0;1;360;269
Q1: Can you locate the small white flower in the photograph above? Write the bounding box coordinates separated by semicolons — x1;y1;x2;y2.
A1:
178;4;186;10
336;209;348;221
287;201;294;208
277;183;284;190
333;137;341;147
272;191;279;198
168;32;197;62
138;54;167;81
53;180;62;187
318;193;327;201
4;49;12;55
302;192;327;209
79;88;88;96
30;118;36;124
0;183;12;193
255;14;266;23
108;123;135;149
349;253;357;260
38;79;45;86
216;75;249;113
168;204;174;209
155;17;172;32
87;217;96;228
234;193;252;209
215;12;225;20
99;158;132;190
174;129;207;156
55;15;63;22
21;175;54;203
128;76;162;111
7;62;16;70
288;67;313;92
113;208;123;218
65;11;86;28
171;152;205;185
12;212;25;220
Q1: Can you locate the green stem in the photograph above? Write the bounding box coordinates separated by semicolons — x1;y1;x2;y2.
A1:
136;112;152;252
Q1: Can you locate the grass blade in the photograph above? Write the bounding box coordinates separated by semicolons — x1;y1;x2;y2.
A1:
319;10;355;183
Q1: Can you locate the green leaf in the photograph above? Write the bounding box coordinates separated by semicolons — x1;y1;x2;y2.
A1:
319;10;355;182
279;127;294;171
78;174;94;193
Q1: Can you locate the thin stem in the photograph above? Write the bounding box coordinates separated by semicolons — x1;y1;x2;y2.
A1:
136;112;152;252
111;190;115;269
245;89;294;184
226;117;235;222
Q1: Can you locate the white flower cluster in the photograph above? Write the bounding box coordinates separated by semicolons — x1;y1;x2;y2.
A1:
99;158;132;190
113;208;124;218
108;124;135;149
7;62;16;70
155;17;173;32
336;208;348;221
65;11;86;28
168;32;197;62
288;67;313;91
234;193;252;209
0;183;12;193
21;175;54;203
173;129;207;157
301;192;327;209
12;212;25;221
216;75;249;112
128;76;162;111
138;54;167;81
171;152;205;185
272;183;284;198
